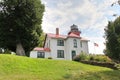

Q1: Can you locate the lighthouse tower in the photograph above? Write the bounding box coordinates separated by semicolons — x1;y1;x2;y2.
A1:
68;24;81;36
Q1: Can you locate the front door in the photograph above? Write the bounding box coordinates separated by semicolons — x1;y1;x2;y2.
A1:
71;51;76;60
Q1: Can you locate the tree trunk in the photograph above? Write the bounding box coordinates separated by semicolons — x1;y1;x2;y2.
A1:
16;42;25;56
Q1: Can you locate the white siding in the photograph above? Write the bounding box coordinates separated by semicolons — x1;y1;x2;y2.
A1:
30;51;37;58
50;38;66;60
65;38;72;60
30;36;89;60
66;38;83;60
81;41;89;53
44;52;50;58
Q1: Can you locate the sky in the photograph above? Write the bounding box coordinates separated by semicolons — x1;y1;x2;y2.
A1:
41;0;120;54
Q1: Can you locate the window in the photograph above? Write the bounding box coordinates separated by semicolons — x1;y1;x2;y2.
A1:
57;50;64;58
57;40;64;46
73;39;77;48
80;41;82;47
37;52;45;58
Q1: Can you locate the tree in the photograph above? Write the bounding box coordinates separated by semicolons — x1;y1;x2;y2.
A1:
38;32;45;47
0;0;44;56
104;17;120;62
111;0;120;6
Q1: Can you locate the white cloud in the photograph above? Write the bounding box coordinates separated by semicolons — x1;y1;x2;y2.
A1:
41;0;120;54
42;0;119;32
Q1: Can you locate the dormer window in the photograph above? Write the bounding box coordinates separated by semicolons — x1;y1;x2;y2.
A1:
57;40;64;46
73;39;77;48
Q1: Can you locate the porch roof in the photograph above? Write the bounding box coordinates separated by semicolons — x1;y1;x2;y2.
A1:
33;47;51;52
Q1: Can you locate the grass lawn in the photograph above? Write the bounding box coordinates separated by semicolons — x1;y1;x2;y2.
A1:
0;54;119;80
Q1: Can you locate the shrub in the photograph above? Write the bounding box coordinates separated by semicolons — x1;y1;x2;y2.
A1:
114;64;120;70
89;55;95;61
73;53;88;61
79;52;88;61
73;55;80;61
86;54;112;63
48;57;52;59
4;49;11;54
73;53;112;63
93;55;112;63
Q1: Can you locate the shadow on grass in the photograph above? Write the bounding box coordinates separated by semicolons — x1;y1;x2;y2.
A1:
63;70;120;80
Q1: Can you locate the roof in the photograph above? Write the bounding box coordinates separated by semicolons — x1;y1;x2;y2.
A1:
81;37;89;41
33;47;51;52
47;33;67;39
47;33;81;39
68;33;80;38
34;47;44;51
47;33;89;41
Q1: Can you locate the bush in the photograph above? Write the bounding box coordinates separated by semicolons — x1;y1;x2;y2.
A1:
48;57;52;59
88;55;95;61
73;55;80;61
93;55;112;63
4;49;11;54
73;53;88;61
79;52;88;61
73;53;112;63
114;64;120;70
73;52;112;63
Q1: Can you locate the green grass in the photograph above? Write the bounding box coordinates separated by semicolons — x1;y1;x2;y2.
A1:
0;54;119;80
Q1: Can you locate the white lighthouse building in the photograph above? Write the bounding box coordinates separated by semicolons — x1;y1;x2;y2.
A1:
30;24;89;60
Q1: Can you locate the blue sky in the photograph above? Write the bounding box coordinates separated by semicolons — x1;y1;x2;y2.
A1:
41;0;120;54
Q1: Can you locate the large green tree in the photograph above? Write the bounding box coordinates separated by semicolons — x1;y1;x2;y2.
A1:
0;0;44;56
104;17;120;62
